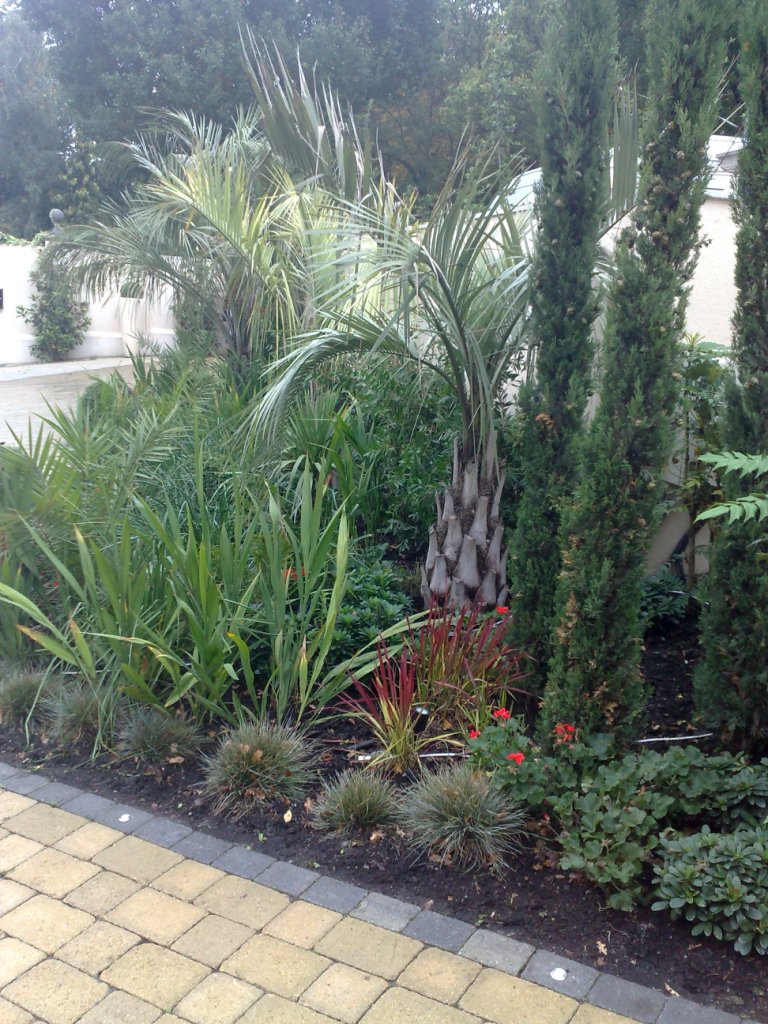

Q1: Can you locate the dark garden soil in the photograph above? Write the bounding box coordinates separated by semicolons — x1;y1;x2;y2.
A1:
1;611;766;1021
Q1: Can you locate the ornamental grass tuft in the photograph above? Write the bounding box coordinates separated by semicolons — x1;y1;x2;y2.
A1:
400;761;525;873
44;682;102;745
0;665;61;727
118;706;202;765
203;720;317;818
311;770;398;834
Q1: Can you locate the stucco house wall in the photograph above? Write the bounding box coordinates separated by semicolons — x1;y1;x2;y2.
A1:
0;244;175;366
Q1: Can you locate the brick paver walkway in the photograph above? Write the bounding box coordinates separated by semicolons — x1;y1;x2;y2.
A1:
0;785;757;1024
0;789;626;1024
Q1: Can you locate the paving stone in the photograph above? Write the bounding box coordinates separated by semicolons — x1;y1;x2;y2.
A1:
263;900;342;950
460;929;534;975
107;886;205;944
256;860;320;896
300;963;388;1023
398;947;481;1004
571;1008;645;1024
55;920;140;974
0;793;34;822
3;804;86;844
171;914;253;968
8;848;100;898
171;830;233;864
194;875;289;930
359;987;482;1024
33;782;81;807
92;834;182;883
0;894;93;953
64;870;141;915
0;938;45;988
460;968;578;1024
0;763;21;780
2;958;107;1024
351;892;419;932
155;1017;187;1024
657;997;741;1024
0;880;35;917
174;973;263;1024
54;822;122;858
211;844;274;880
221;933;330;997
0;835;43;873
1;773;50;796
314;917;422;980
588;974;667;1024
521;948;599;1000
61;793;152;832
303;876;367;914
152;860;224;900
101;943;210;1010
237;993;336;1024
0;996;33;1023
133;817;193;849
78;991;162;1024
403;909;475;952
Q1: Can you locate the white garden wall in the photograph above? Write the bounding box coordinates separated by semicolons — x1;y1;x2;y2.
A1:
0;244;176;365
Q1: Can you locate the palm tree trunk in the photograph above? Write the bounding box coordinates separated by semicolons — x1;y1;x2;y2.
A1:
421;433;507;609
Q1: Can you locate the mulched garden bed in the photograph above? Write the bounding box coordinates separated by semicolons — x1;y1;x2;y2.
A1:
1;610;766;1022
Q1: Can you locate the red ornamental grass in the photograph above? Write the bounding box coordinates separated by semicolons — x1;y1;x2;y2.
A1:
342;639;418;729
413;603;528;719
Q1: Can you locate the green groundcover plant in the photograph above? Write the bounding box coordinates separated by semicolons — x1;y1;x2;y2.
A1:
652;826;768;955
470;718;768;911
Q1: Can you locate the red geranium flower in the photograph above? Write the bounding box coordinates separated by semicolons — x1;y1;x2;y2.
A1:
492;708;511;720
496;605;509;614
554;722;576;745
468;729;481;739
506;752;525;765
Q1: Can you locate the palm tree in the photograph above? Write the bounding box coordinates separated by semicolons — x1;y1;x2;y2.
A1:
250;161;533;608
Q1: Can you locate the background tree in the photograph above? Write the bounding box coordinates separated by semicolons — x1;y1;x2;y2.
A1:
0;11;65;237
541;0;727;742
695;0;768;752
509;0;618;690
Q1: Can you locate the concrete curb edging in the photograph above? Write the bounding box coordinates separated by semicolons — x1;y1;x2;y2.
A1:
0;760;761;1024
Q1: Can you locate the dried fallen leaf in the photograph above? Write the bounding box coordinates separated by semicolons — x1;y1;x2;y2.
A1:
303;797;315;813
597;941;608;956
166;756;185;765
283;809;293;824
369;830;385;844
664;983;680;997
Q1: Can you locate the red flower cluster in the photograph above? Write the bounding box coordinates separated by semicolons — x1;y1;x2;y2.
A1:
284;566;307;581
468;729;481;739
496;605;509;614
506;752;525;765
492;708;511;720
553;722;576;745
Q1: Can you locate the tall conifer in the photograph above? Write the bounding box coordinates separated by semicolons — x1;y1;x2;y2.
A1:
695;2;768;750
510;0;617;688
541;0;727;741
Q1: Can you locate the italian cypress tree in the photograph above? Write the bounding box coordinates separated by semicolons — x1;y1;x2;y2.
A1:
510;0;617;689
540;0;727;742
695;2;768;751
